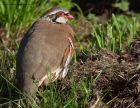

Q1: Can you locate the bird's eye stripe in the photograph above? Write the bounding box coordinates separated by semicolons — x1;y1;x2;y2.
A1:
64;13;69;16
59;12;69;16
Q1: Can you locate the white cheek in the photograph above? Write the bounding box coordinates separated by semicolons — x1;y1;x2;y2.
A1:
56;17;68;24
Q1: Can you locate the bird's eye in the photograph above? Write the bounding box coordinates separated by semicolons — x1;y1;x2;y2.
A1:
57;12;64;16
61;13;65;16
57;12;69;17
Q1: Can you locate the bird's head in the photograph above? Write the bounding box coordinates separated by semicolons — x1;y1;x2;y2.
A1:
42;7;74;24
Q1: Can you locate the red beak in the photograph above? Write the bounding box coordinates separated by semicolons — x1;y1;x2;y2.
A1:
66;14;74;19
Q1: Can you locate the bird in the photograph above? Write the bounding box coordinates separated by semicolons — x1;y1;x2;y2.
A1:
16;7;74;98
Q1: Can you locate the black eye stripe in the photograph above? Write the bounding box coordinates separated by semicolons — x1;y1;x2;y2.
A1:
64;13;69;16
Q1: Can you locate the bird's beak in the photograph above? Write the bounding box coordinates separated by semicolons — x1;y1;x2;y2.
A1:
67;14;74;19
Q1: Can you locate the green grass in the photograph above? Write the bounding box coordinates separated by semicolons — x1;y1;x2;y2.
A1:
90;14;137;52
75;13;138;55
0;0;73;38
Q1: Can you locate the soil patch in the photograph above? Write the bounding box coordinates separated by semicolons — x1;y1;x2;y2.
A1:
59;34;140;108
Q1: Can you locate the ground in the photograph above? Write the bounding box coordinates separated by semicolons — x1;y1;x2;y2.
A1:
61;34;140;108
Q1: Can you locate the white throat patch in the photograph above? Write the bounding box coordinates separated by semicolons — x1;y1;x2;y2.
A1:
55;16;68;24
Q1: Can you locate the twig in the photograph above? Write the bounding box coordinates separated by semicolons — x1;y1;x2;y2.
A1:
90;98;100;108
